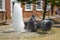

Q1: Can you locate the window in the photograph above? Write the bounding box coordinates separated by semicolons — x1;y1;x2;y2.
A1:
46;4;51;11
36;0;43;11
0;0;5;11
0;0;2;10
25;3;33;11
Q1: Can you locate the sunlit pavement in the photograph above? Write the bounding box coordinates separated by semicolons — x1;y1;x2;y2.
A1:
0;25;60;40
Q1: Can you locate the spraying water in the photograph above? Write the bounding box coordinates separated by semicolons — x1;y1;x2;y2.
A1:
12;2;25;32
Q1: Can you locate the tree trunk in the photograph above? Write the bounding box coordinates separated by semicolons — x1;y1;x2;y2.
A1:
51;5;54;16
42;0;47;20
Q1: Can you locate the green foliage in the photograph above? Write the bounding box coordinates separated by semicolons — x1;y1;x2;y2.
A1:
55;0;60;7
47;0;51;3
17;0;20;2
17;0;28;2
17;0;36;4
47;0;60;7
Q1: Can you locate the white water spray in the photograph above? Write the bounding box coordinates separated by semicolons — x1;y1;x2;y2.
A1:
12;2;25;32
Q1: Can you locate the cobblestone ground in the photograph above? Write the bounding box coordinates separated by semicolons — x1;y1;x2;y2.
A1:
0;25;60;40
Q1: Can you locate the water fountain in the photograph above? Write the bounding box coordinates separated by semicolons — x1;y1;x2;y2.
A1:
12;2;25;32
11;0;53;33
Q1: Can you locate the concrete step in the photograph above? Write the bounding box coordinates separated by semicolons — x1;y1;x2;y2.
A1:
51;18;60;24
0;25;14;32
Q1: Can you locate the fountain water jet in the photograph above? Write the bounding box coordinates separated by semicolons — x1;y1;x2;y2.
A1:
12;2;25;32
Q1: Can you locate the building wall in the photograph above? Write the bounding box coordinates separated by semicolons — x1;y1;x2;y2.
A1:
5;0;11;19
21;3;57;18
0;0;11;20
22;4;43;18
0;0;57;20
